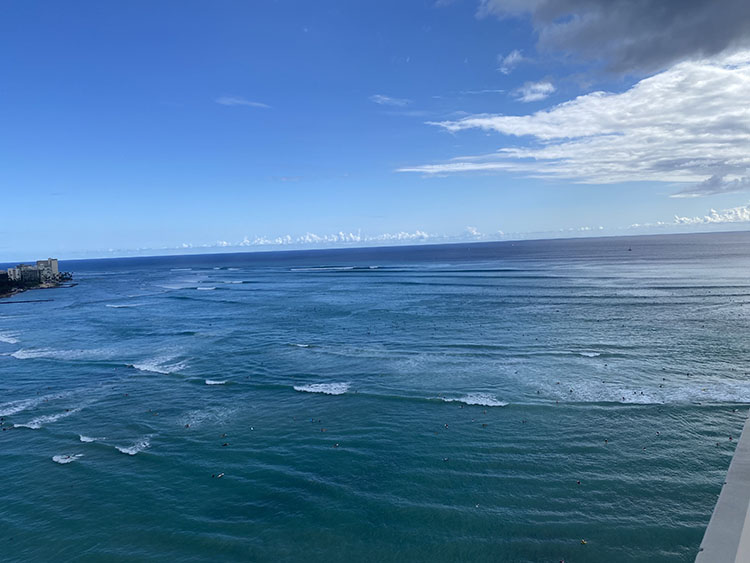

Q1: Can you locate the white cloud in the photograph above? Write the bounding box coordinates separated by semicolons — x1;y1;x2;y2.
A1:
465;226;482;237
235;230;430;248
498;49;524;74
215;96;271;109
674;204;750;225
369;94;411;107
514;80;554;102
399;52;750;191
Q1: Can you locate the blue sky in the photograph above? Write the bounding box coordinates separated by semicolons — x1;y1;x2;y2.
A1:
2;0;750;259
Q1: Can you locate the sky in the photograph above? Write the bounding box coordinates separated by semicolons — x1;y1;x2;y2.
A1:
2;0;750;259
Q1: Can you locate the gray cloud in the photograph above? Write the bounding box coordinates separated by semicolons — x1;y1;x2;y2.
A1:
478;0;750;74
672;175;750;198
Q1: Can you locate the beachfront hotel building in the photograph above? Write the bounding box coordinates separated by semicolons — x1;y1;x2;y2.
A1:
7;258;62;283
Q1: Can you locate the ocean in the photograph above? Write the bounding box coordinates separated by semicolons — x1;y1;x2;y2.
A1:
1;231;749;562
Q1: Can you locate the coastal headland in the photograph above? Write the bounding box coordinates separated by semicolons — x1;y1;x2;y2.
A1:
0;258;72;299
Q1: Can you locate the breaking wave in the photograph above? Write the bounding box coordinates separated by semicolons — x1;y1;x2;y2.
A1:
294;382;350;395
131;357;188;374
0;331;19;344
15;408;81;429
10;347;115;362
205;379;227;385
115;437;150;455
438;393;508;407
52;454;83;464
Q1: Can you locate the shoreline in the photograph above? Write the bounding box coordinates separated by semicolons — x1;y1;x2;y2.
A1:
0;282;70;300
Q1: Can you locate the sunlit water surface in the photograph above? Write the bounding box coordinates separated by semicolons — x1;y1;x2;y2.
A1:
2;232;749;562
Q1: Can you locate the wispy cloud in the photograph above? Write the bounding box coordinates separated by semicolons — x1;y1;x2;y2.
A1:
399;52;750;193
459;89;505;95
513;80;555;102
498;49;524;74
215;96;271;109
369;94;411;107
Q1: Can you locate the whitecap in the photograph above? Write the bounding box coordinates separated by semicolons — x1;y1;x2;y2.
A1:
0;396;44;417
290;266;356;272
205;379;227;385
579;352;602;357
0;331;19;344
197;287;216;291
440;393;508;407
293;382;350;395
180;406;238;428
52;454;83;464
132;357;188;374
79;435;103;442
290;343;311;348
10;347;114;361
105;303;142;309
115;437;150;455
15;408;81;429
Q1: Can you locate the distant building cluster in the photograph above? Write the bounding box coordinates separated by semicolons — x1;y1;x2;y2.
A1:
1;258;66;284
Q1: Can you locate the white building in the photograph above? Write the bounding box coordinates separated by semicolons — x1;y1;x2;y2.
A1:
7;259;63;283
36;258;59;281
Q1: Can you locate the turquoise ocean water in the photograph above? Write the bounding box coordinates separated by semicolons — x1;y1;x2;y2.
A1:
2;232;749;562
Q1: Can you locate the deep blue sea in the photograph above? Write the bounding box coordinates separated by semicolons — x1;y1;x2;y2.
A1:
2;232;749;562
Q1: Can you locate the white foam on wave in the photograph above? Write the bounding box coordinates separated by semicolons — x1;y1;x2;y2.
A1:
105;303;142;309
180;406;238;428
222;280;243;284
52;454;83;464
0;396;44;417
541;379;750;405
290;343;311;348
205;379;227;385
15;408;81;429
440;393;508;407
0;331;19;344
79;434;103;442
115;437;150;455
579;352;602;357
10;347;114;361
0;388;81;417
11;348;55;360
132;356;188;374
197;287;216;291
290;266;356;272
294;382;350;395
